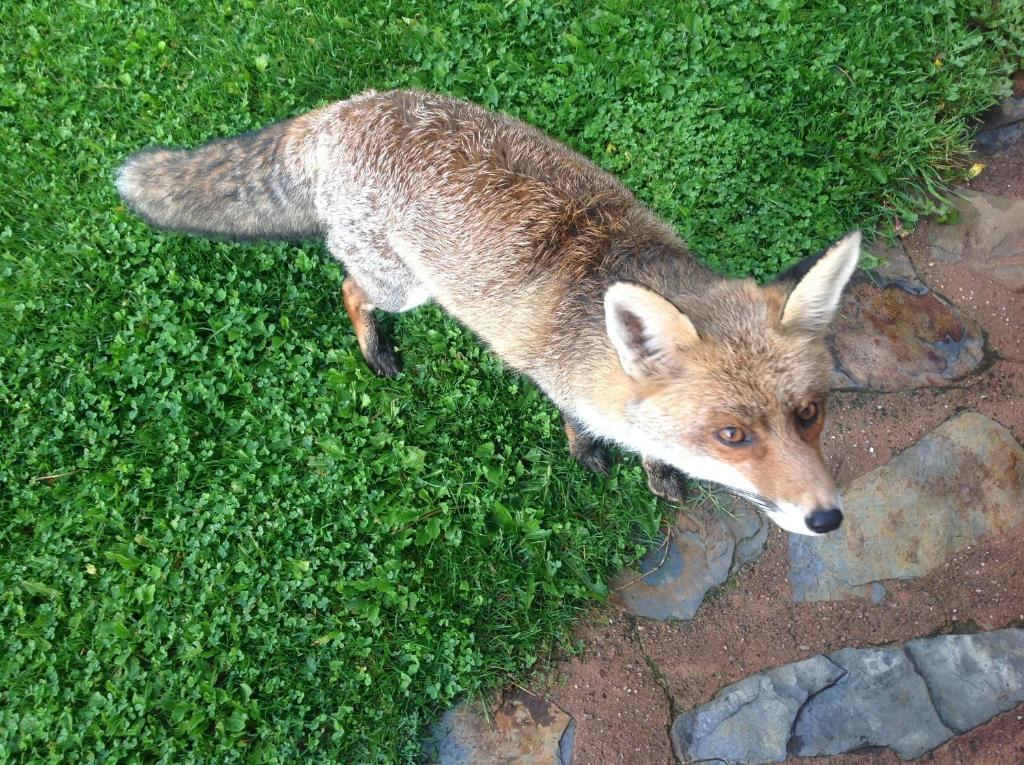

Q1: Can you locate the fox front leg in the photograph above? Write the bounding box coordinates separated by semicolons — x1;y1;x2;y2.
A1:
642;457;688;503
562;417;612;476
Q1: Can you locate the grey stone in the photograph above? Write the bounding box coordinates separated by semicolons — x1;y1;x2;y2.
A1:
869;238;926;294
670;629;1024;764
928;189;1024;292
980;95;1024;130
828;238;984;391
556;719;575;765
731;503;770;569
975;120;1024;154
789;412;1024;602
423;690;574;765
671;655;844;764
906;629;1024;733
611;492;767;621
790;647;953;759
975;96;1024;154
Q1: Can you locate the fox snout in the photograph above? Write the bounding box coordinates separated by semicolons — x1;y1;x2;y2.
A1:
599;231;861;537
767;500;844;536
740;453;846;537
721;478;845;536
806;507;843;533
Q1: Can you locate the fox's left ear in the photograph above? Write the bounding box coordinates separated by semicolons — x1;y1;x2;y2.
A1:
777;231;860;333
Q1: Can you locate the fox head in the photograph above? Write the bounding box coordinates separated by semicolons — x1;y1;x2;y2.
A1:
604;232;861;535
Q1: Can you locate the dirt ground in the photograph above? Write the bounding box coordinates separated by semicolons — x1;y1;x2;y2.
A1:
543;141;1024;763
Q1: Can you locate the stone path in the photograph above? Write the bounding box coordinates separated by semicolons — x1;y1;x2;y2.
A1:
423;688;575;765
672;630;1024;763
424;91;1024;765
974;94;1024;154
927;190;1024;293
609;492;767;622
788;412;1024;603
829;239;984;391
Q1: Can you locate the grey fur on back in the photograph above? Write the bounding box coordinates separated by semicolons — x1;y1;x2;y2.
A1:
310;91;714;371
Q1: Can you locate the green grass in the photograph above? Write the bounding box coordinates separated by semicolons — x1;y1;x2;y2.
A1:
1;0;1021;762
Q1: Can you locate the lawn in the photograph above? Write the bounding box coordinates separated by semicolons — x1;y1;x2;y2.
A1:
1;1;1020;762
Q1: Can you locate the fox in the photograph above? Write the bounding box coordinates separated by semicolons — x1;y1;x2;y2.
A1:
116;89;860;536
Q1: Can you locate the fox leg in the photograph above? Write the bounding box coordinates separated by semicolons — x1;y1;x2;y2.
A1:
327;222;430;377
563;417;612;475
643;457;689;502
341;276;402;377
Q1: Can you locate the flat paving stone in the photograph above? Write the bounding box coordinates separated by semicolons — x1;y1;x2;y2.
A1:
423;689;575;765
828;240;984;391
670;629;1024;764
611;492;767;622
927;189;1024;292
789;412;1024;603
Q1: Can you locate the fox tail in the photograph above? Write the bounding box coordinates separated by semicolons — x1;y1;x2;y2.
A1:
116;114;321;241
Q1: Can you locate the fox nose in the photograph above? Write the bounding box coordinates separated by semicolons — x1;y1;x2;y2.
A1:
806;507;843;534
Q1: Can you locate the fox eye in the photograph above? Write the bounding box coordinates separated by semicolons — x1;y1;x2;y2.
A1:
796;402;820;428
716;427;751;446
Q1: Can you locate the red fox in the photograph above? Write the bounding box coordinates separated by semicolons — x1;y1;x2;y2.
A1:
117;89;859;536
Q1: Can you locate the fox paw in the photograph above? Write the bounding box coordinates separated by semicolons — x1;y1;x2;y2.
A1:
367;344;402;378
643;458;688;503
572;441;612;476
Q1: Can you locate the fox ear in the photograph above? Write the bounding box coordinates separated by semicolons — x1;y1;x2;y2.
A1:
604;282;700;379
779;231;861;333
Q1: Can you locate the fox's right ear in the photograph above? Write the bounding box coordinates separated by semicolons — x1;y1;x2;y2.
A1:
604;282;700;380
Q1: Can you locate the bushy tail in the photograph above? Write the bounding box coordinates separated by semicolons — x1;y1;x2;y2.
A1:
116;115;321;241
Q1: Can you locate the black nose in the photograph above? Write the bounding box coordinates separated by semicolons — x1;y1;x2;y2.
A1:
806;508;843;534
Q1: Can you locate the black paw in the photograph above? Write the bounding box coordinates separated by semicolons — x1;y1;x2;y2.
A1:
573;441;613;476
367;344;402;378
644;459;688;502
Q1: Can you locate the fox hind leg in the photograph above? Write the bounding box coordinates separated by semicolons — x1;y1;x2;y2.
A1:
341;276;402;377
327;224;429;377
563;417;613;476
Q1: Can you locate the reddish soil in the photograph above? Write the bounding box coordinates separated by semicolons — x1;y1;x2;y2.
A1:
541;125;1024;763
966;140;1024;198
552;524;1024;765
797;708;1024;765
551;614;675;764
